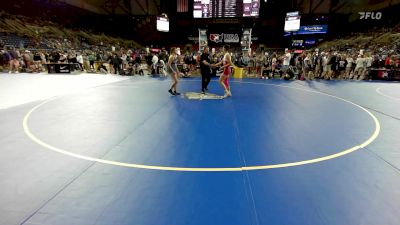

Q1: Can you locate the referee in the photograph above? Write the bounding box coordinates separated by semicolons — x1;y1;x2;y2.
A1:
200;46;212;94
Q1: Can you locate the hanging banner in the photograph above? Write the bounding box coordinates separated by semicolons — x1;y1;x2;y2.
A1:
199;29;208;51
298;25;328;34
284;25;328;36
209;33;240;43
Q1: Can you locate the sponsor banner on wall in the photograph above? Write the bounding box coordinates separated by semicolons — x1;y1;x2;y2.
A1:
298;25;328;34
209;33;240;43
284;25;328;36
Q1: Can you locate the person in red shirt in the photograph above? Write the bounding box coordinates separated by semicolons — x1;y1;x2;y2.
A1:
385;55;391;69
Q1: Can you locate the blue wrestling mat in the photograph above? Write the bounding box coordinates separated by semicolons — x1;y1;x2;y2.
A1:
1;77;400;225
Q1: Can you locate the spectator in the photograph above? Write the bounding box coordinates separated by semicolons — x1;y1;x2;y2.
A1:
76;52;84;71
88;52;95;71
281;49;291;77
255;52;265;79
345;54;354;79
303;53;312;80
353;54;365;80
22;50;33;72
9;47;20;73
337;54;347;79
111;53;122;74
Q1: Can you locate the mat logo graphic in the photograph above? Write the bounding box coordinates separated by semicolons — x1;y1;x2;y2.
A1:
359;12;382;20
209;34;223;43
184;92;223;100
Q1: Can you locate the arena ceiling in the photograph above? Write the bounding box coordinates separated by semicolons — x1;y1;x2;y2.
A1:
63;0;160;15
62;0;400;17
297;0;400;14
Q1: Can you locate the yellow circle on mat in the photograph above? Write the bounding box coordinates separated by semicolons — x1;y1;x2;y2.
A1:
23;81;381;172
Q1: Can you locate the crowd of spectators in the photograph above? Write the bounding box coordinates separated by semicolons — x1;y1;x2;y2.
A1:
0;39;201;77
1;12;399;80
234;45;399;81
231;26;400;81
1;40;399;81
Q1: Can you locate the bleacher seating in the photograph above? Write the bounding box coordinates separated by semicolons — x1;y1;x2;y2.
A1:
0;33;33;48
0;13;141;50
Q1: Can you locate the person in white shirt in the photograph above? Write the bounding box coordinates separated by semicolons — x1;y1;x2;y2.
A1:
321;52;329;78
354;54;365;80
151;53;159;75
121;52;127;69
76;52;84;71
282;49;291;76
345;54;354;79
303;53;312;80
271;54;277;78
360;53;373;80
